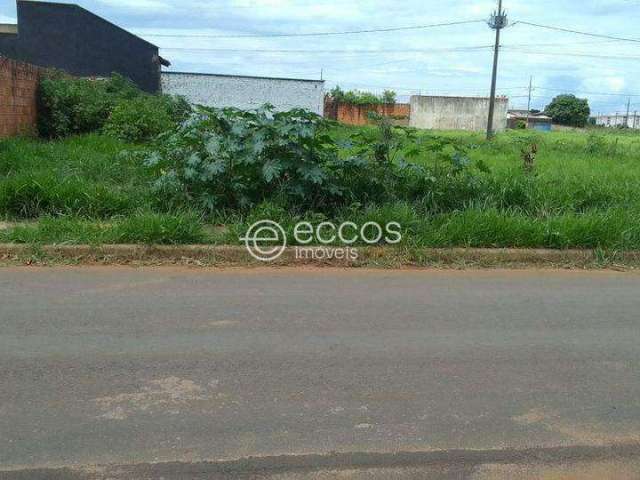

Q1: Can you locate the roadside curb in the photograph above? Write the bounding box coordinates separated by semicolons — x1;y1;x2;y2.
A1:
3;443;640;479
1;244;639;268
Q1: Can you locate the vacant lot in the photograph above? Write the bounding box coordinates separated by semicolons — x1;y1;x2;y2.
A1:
1;127;639;249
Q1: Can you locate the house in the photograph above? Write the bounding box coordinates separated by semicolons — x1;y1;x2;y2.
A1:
507;110;553;131
0;0;169;93
409;95;509;132
161;72;325;115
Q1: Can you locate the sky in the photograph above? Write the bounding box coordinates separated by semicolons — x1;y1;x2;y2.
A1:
1;0;639;114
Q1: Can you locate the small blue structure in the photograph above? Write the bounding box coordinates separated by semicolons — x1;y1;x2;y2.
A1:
507;110;553;131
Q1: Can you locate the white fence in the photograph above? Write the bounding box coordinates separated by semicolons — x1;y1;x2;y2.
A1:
161;72;325;115
410;95;508;132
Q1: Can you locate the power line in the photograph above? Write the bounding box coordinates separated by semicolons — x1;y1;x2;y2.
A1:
139;19;485;39
513;21;640;44
163;45;640;64
502;48;640;61
155;38;625;51
160;45;495;54
534;87;640;97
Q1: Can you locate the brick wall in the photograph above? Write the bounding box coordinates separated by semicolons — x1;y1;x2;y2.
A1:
0;56;42;138
324;98;411;126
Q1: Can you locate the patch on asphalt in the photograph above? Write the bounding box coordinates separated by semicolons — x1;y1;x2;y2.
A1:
93;376;216;420
208;320;239;327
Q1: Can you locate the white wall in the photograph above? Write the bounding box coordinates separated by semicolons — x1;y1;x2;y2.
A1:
594;114;640;129
161;72;325;115
409;96;508;132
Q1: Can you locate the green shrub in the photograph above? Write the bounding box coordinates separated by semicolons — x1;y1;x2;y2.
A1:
37;71;191;141
329;86;397;105
104;95;181;143
146;105;347;213
37;72;139;138
144;106;477;214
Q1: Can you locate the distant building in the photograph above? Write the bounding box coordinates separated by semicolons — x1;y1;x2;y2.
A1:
161;72;325;115
409;95;508;132
507;110;553;131
592;113;640;129
0;0;169;93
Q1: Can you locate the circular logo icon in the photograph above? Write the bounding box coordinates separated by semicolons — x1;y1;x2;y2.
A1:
241;220;287;262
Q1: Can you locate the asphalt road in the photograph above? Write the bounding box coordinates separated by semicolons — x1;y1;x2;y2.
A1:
1;267;640;478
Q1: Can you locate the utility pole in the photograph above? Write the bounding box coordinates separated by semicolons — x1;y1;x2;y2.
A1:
526;76;533;128
625;97;631;128
486;0;507;140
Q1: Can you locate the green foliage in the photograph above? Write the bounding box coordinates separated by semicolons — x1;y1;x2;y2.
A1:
4;125;640;250
584;132;618;156
545;94;591;127
343;118;484;213
382;90;397;105
37;72;139;138
2;212;205;245
0;172;134;218
37;72;190;141
145;106;475;214
104;95;191;143
0;134;151;219
329;86;397;105
146;105;346;213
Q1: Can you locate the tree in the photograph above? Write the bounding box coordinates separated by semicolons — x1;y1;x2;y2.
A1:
329;86;345;103
544;94;590;127
382;90;397;105
328;86;397;106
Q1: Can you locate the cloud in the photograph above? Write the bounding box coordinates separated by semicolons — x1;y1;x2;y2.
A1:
0;0;637;113
96;0;174;14
583;76;627;93
0;14;16;23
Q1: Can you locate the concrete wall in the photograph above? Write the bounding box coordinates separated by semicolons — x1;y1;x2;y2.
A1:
324;99;410;126
161;72;325;115
409;95;508;132
594;114;640;129
0;56;42;138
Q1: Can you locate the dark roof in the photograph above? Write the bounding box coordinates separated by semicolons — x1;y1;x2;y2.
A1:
17;0;160;50
162;71;325;83
508;110;552;120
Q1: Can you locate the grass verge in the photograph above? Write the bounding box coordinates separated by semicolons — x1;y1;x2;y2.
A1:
1;244;638;270
2;129;640;254
0;213;208;245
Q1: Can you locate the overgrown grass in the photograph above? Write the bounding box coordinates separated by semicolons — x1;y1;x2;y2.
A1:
0;212;207;245
2;128;640;248
0;134;153;218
